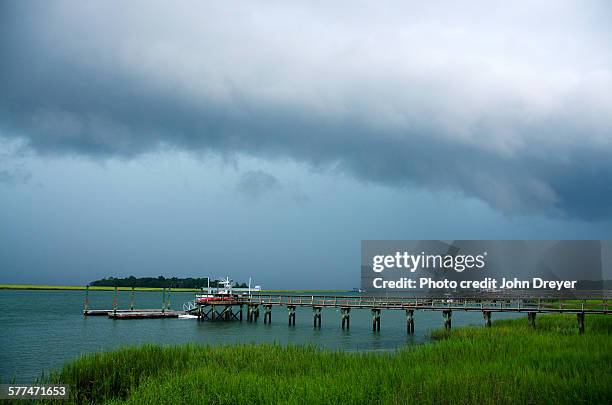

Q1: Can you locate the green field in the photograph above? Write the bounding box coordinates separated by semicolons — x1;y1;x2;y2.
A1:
44;314;612;404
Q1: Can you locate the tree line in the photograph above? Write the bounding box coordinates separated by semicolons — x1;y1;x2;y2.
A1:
90;276;248;289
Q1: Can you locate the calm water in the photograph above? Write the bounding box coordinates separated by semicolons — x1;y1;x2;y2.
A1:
0;289;520;383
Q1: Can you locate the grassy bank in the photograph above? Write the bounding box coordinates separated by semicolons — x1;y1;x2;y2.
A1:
0;284;346;293
46;314;611;404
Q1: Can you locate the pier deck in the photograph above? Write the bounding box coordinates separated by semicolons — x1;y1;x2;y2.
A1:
244;293;610;314
84;290;611;333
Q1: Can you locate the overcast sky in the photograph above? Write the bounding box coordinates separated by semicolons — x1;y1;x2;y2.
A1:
1;1;611;288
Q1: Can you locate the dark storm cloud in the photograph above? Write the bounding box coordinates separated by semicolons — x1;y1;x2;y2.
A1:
0;140;31;185
1;0;612;219
237;170;282;199
0;168;30;185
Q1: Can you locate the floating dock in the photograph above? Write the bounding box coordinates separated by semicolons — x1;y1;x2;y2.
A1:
84;309;179;317
108;310;182;319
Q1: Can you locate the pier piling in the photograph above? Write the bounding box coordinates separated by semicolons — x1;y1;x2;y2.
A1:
341;307;350;329
130;286;135;311
248;304;258;322
577;312;585;334
483;311;492;327
211;305;217;321
264;304;272;324
250;304;260;322
83;285;89;315
442;310;452;331
113;285;118;316
527;312;537;327
406;309;414;334
288;305;296;326
313;306;322;328
371;308;381;331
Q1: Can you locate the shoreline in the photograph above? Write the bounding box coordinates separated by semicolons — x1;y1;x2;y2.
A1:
0;284;349;294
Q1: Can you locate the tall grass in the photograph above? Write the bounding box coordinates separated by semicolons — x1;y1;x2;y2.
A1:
46;314;612;404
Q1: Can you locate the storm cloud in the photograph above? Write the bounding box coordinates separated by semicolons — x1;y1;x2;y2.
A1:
237;170;282;199
1;0;612;219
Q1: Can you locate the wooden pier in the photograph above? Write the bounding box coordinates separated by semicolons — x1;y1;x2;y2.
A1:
84;289;611;334
236;292;611;333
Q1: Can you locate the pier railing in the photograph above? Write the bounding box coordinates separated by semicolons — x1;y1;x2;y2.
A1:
246;291;611;314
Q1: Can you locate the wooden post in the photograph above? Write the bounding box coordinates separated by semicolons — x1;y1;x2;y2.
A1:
527;312;536;327
341;307;350;329
130;286;135;311
113;285;118;316
406;309;414;334
162;288;166;314
248;304;254;322
313;307;322;328
288;305;296;326
371;308;381;331
240;304;243;321
442;310;452;330
577;312;585;334
483;311;491;327
84;285;89;315
166;286;171;310
264;304;272;324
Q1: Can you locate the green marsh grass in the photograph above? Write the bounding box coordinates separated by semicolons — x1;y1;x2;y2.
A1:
46;314;612;404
